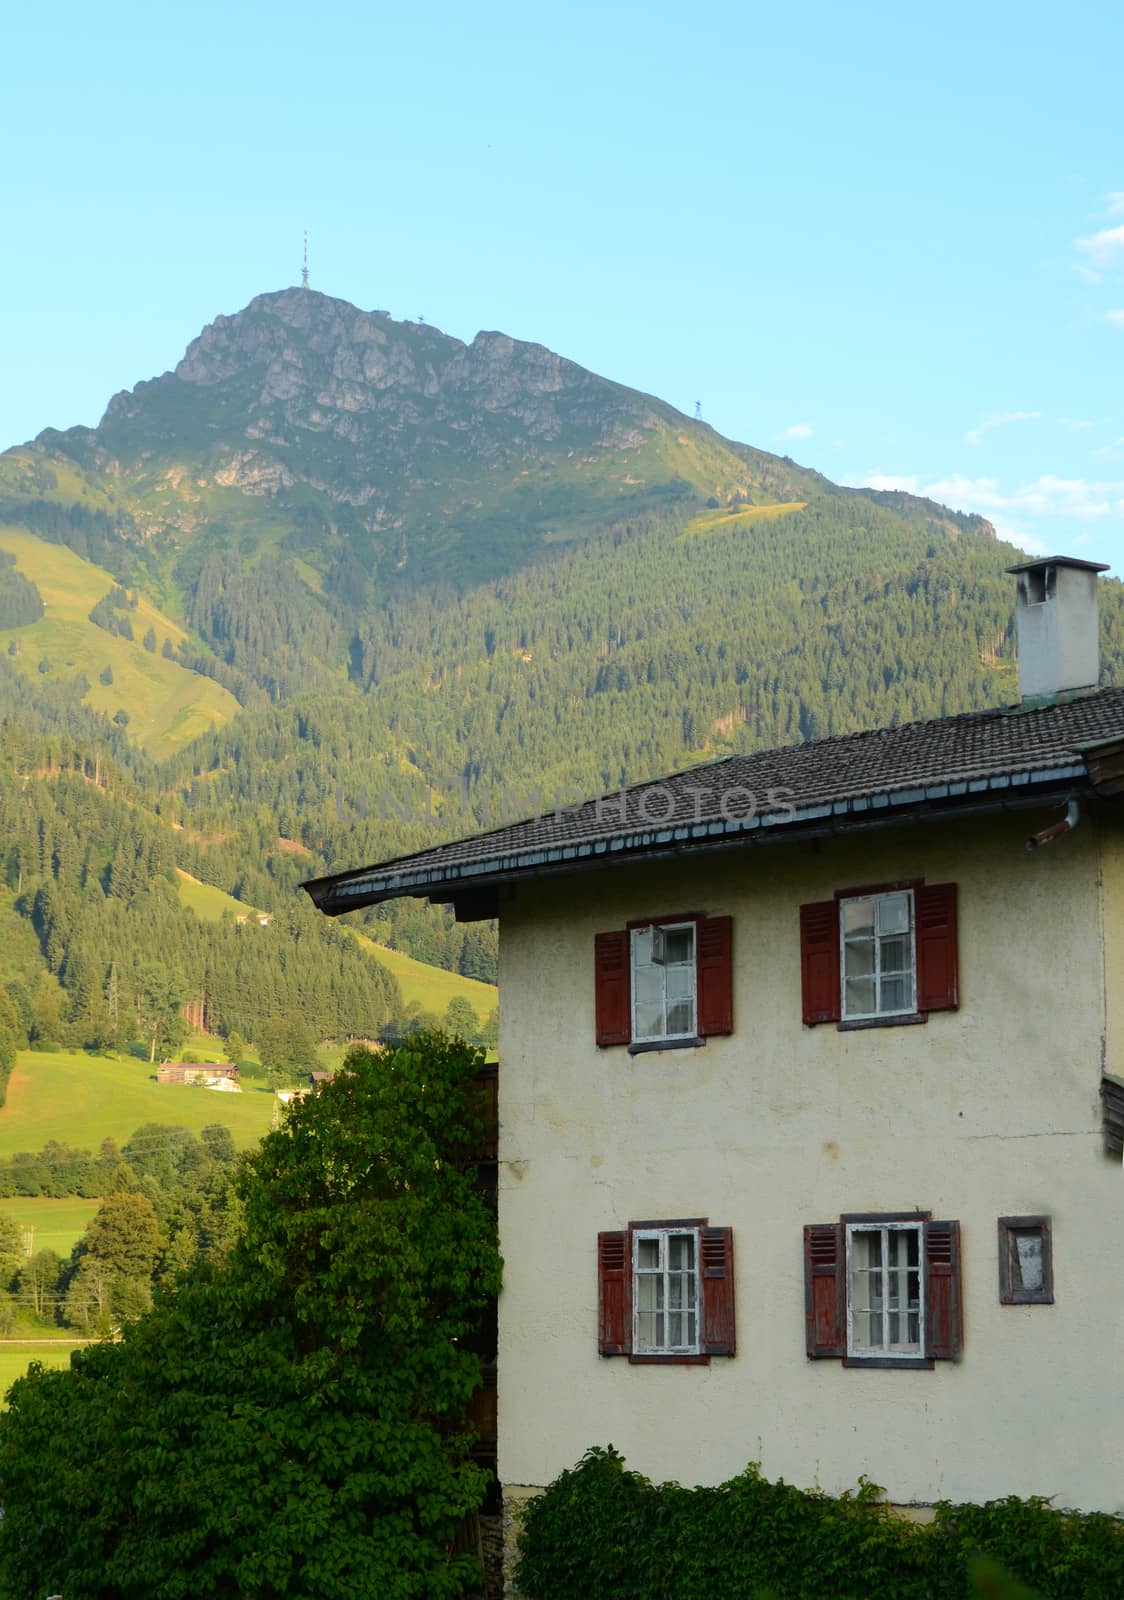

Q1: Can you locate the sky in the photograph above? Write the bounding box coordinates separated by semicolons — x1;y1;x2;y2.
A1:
2;0;1123;571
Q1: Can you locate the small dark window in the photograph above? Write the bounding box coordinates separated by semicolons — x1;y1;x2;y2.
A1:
998;1216;1053;1305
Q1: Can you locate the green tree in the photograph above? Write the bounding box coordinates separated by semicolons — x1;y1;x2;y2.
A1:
98;663;113;685
0;1038;501;1598
136;963;189;1063
16;1248;61;1320
0;1216;24;1289
142;627;156;653
443;995;479;1040
80;1192;161;1280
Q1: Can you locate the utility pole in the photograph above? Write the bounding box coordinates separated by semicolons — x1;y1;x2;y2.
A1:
301;231;310;290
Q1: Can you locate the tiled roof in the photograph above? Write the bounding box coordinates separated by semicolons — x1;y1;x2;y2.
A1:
303;686;1124;913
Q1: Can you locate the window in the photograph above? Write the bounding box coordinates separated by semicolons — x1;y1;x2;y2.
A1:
840;891;915;1020
800;881;958;1027
594;914;733;1049
804;1214;962;1367
633;1227;700;1354
997;1215;1053;1305
632;923;696;1043
846;1220;922;1358
598;1220;735;1362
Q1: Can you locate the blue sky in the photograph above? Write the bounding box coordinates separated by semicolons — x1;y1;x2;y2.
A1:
2;0;1122;570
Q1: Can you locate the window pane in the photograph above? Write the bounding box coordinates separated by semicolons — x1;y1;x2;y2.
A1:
845;977;875;1015
637;1238;660;1270
664;927;694;964
880;936;910;973
633;928;654;965
844;939;875;977
665;964;693;999
634;968;663;1005
1013;1230;1044;1292
877;894;910;935
842;900;874;936
635;1003;665;1039
881;975;910;1012
669;1235;693;1271
666;1000;692;1035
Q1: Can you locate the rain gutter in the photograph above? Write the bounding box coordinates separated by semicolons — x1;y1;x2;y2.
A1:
302;763;1088;915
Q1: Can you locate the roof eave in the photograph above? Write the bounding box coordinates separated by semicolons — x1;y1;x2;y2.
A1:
301;764;1090;917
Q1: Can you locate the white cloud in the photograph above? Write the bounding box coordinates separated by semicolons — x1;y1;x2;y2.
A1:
1060;417;1093;431
1107;192;1124;216
847;470;1124;525
1107;309;1124;326
777;422;813;441
1075;223;1124;267
964;411;1040;447
1074;263;1103;284
1092;436;1124;459
850;473;920;493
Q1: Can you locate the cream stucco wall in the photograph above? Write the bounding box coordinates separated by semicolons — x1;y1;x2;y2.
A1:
1102;812;1124;1087
496;806;1123;1514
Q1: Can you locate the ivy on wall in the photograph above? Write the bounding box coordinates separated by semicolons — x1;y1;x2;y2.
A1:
516;1447;1123;1600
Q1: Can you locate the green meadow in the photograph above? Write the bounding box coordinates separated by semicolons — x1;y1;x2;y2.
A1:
0;525;239;757
0;1342;87;1405
0;1051;276;1161
0;1197;101;1259
348;932;497;1019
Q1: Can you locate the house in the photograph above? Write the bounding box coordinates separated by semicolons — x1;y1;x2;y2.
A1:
156;1062;239;1087
303;556;1124;1552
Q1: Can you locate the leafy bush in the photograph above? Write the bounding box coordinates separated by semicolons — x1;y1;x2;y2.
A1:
0;1038;501;1599
517;1448;1124;1600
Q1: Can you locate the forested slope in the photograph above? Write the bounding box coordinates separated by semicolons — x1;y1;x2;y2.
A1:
0;286;1121;1019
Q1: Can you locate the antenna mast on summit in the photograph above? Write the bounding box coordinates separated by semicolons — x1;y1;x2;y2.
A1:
301;231;310;290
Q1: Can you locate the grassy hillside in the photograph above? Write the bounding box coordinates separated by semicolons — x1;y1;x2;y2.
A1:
0;1343;84;1404
175;870;496;1022
0;526;239;756
348;932;497;1019
0;1197;100;1258
175;868;251;921
0;1051;275;1160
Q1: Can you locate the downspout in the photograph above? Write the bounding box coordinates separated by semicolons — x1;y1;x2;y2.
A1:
1025;799;1081;852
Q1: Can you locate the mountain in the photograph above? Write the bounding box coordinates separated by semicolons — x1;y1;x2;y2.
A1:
17;288;830;591
0;288;1121;1052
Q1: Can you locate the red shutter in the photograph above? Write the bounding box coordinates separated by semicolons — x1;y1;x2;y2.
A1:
916;882;959;1013
700;1226;736;1356
924;1219;963;1359
697;915;733;1037
800;901;840;1025
594;930;631;1046
804;1223;844;1357
598;1230;630;1356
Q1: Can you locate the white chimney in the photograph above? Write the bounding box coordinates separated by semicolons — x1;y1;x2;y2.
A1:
1006;556;1108;702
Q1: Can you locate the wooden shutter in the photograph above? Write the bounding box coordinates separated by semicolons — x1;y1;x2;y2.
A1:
700;1226;736;1356
924;1219;963;1360
597;1230;630;1356
800;901;840;1025
916;882;959;1013
804;1223;844;1357
697;915;733;1037
594;930;631;1046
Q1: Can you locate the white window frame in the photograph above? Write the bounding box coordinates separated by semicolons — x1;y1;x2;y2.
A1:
630;921;698;1044
838;889;917;1022
845;1220;925;1361
632;1226;701;1356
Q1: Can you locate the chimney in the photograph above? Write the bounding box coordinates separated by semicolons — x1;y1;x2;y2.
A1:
1006;556;1108;702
